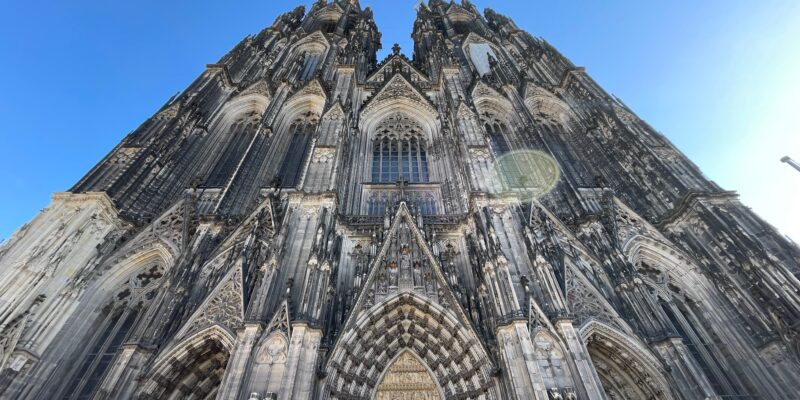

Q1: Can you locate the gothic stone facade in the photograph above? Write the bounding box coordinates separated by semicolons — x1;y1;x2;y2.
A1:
1;1;799;399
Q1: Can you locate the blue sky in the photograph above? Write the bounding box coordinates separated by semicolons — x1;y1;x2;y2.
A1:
0;0;798;241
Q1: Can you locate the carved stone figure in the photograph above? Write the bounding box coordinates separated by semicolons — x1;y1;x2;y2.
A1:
1;2;798;400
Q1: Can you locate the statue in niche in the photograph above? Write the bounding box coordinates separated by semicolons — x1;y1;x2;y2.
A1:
425;272;435;293
377;272;388;294
365;289;374;307
388;261;398;287
413;261;423;287
399;246;412;285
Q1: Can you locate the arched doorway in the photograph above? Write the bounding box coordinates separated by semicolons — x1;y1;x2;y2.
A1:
374;350;442;400
324;292;499;399
581;321;673;400
136;325;234;400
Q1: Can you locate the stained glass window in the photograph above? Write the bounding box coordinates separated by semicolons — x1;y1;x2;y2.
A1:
371;137;429;183
278;120;315;187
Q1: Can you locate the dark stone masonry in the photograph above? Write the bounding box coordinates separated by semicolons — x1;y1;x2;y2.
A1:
1;1;798;399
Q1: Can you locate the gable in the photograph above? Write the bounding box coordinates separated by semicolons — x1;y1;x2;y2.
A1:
237;79;272;100
291;79;326;100
341;203;473;332
292;30;330;54
176;258;245;339
366;55;430;85
471;79;504;101
360;73;437;120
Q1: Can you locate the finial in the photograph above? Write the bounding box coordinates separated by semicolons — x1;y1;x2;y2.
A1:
392;43;401;55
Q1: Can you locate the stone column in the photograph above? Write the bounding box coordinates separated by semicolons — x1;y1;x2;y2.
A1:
279;323;322;400
496;321;549;400
95;344;151;399
554;319;607;400
218;323;262;399
651;338;720;399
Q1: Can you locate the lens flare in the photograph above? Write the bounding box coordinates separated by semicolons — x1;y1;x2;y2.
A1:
489;150;560;201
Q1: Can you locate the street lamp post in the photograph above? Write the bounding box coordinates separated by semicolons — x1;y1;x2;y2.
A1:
781;156;800;173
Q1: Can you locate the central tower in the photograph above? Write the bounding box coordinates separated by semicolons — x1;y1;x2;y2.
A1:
1;1;799;399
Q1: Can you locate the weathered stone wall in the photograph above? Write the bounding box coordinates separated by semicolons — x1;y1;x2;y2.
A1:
1;1;798;399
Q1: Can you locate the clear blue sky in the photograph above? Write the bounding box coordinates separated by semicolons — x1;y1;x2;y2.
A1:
1;0;798;242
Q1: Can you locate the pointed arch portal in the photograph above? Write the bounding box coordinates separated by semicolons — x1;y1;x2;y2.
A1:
324;292;499;400
136;325;235;400
580;321;674;400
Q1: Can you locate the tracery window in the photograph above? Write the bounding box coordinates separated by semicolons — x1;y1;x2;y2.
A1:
468;42;497;76
367;191;437;216
206;112;261;187
371;137;429;183
483;120;510;155
277;113;318;187
297;52;322;81
61;264;164;400
370;114;429;183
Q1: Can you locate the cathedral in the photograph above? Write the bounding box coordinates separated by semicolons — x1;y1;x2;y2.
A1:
2;1;800;399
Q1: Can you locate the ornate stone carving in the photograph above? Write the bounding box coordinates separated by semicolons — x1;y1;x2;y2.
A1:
239;79;272;99
361;74;437;118
256;334;288;364
311;147;336;163
375;351;441;400
179;262;244;337
3;4;799;400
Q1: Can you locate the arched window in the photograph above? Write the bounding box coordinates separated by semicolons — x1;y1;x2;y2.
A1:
484;121;510;155
61;264;164;400
370;113;430;184
278;114;318;187
467;43;497;76
320;20;337;33
371;136;429;183
297;52;322;81
206;113;260;187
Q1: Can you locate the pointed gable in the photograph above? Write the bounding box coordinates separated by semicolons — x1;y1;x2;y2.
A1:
173;199;277;340
366;54;430;85
455;101;476;119
324;205;499;399
343;203;473;330
237;79;272;101
265;300;292;338
291;79;327;101
177;258;245;339
155;101;180;120
293;30;330;53
360;73;437;119
321;101;344;121
565;262;630;332
214;198;276;253
471;79;504;102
